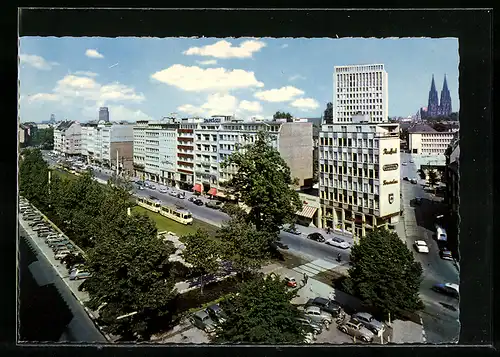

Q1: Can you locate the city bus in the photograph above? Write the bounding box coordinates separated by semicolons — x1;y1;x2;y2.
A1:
435;225;448;242
136;197;193;225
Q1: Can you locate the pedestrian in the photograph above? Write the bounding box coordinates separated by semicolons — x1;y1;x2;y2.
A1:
327;227;331;234
304;273;309;285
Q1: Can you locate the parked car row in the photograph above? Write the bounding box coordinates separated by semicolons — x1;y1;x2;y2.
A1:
19;197;91;281
190;303;228;334
306;232;351;249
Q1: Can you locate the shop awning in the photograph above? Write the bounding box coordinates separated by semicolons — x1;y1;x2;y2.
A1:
208;187;217;196
192;184;202;193
296;205;318;219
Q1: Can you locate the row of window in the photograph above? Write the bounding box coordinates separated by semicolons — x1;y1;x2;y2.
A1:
321;178;380;194
321;190;380;209
320;136;378;149
321;151;380;164
320;165;379;179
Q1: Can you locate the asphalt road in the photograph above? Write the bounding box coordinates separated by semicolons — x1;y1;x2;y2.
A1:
19;224;106;343
400;153;459;343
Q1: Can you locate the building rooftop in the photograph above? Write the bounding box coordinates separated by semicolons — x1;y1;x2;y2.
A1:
407;123;437;134
56;121;74;131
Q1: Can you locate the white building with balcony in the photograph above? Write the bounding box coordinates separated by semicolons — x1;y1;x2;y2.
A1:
53;121;81;156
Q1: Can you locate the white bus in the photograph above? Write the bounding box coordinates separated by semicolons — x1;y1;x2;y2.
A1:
136;197;193;225
435;225;447;242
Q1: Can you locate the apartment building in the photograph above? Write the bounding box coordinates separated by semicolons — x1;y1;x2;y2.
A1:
333;64;388;123
53;121;82;156
193;116;313;197
408;123;456;155
81;121;134;175
176;118;198;190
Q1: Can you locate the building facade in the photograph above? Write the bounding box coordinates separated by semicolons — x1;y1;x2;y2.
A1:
333;64;388;123
53;121;82;156
99;107;110;122
319;116;401;237
408;124;456;155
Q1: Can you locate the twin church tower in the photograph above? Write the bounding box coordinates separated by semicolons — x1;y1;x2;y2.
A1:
427;74;452;118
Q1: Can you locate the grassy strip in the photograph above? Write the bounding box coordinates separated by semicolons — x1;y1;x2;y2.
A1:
51;168;78;181
132;206;219;239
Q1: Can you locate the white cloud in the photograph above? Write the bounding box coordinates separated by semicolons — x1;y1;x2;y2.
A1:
177;104;204;116
254;86;304;103
85;49;104;59
281;44;289;49
183;39;266;59
289;74;306;82
27;93;60;102
19;54;58;70
290;97;320;111
151;64;264;92
239;100;263;113
105;105;152;122
196;59;218;66
73;71;98;77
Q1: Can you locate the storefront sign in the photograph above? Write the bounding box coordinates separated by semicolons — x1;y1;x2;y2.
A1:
204;118;222;123
383;179;398;185
383;163;399;171
383;148;398;155
388;193;394;204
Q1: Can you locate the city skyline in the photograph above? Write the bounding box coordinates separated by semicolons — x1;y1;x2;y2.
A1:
19;37;459;123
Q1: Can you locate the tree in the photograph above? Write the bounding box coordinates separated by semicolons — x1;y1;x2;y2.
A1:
30;128;54;149
343;229;424;317
182;229;221;295
323;102;333;123
84;213;177;341
427;169;439;196
212;273;309;344
273;111;293;121
221;130;302;237
216;214;272;279
19;149;50;209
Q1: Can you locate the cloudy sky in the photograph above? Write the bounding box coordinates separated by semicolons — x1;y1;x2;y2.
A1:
19;37;459;123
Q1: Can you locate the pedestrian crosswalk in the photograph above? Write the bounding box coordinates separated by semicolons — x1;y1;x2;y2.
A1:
292;259;340;276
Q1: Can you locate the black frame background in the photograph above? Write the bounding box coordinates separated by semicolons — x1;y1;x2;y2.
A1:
1;6;496;357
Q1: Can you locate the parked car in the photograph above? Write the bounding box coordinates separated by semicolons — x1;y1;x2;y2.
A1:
410;178;418;184
32;224;50;231
285;276;297;288
325;237;350;249
205;304;228;325
306;297;344;318
50;241;69;250
303;332;316;344
69;264;86;274
432;283;459;299
307;232;326;243
303;306;333;325
188;196;197;202
190;310;216;333
148;184;156;190
136;185;144;190
337;320;375;342
192;198;203;206
402;162;407;166
69;269;91;281
351;312;385;335
413;240;430;254
54;250;71;260
283;226;301;235
410;159;414;163
403;176;409;181
296;317;323;335
439;248;453;260
159;187;168;194
205;200;224;209
38;230;55;238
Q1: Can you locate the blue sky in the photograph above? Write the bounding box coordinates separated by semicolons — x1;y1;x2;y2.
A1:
19;37;459;123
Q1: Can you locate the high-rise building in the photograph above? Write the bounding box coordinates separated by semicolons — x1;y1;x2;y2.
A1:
439;75;452;117
427;75;440;118
320;64;400;238
50;114;56;123
332;64;388;123
99;107;110;122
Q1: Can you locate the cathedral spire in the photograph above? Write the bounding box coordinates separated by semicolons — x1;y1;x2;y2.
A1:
430;74;436;92
427;74;439;117
442;74;449;92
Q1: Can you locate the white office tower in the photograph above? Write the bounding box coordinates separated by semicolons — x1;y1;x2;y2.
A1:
332;64;388;123
319;64;400;239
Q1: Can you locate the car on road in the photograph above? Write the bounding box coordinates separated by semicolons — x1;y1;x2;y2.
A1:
432;283;459;299
413;240;430;254
169;190;179;197
351;312;385;335
148;184;156;190
190;310;216;333
159;187;168;194
439;248;453;260
307;232;326;243
325;237;350;249
410;178;418;184
402;162;407;166
296;317;323;335
337;320;374;342
415;197;422;205
303;306;333;326
205;200;224;209
402;176;409;181
285;276;297;288
69;269;92;281
205;304;228;325
137;185;144;190
192;198;203;206
283;226;301;235
306;297;344;318
54;250;71;260
410;159;414;163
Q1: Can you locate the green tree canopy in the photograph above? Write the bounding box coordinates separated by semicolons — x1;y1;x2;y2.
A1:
427;169;439;188
182;229;221;294
19;148;50;209
30;128;54;149
221;130;302;236
213;273;308;344
85;213;177;340
344;229;424;317
273;111;293;121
